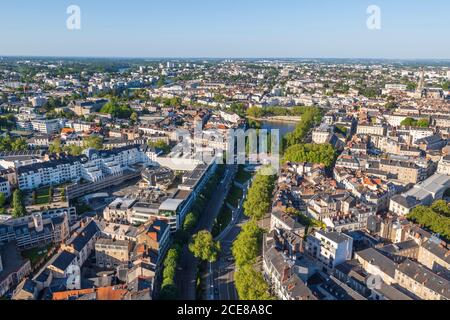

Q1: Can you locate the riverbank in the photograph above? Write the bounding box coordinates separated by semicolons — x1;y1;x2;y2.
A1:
247;116;301;124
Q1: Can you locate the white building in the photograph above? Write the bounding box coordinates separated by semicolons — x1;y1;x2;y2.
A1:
31;119;62;135
304;231;353;270
312;124;333;144
389;173;450;216
219;111;241;124
17;145;151;191
356;124;386;136
437;156;450;176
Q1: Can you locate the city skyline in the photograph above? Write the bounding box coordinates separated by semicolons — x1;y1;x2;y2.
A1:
1;0;449;59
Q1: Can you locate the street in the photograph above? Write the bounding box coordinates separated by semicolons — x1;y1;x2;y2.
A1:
208;178;251;301
175;165;237;300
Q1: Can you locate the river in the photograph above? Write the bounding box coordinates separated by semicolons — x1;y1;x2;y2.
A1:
259;121;297;137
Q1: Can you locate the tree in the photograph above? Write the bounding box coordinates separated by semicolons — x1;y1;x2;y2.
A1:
232;221;262;267
0;135;28;152
189;230;221;263
431;200;450;217
100;98;133;119
406;82;417;91
149;140;170;154
11;138;27;151
407;201;450;241
0;193;6;207
83;136;103;150
159;246;181;300
385;101;397;110
49;138;63;154
401;117;429;128
183;212;198;232
130;112;139;124
283;143;337;168
243;171;275;220
283;107;323;149
65;144;83;156
159;283;179;300
416;119;430;128
235;265;273;300
12;189;26;218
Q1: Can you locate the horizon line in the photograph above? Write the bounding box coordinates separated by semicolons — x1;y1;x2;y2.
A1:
1;54;450;62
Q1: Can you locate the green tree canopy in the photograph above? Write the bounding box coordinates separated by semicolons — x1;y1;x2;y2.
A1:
149;140;171;154
83;136;103;150
235;265;274;300
0;192;6;208
232;221;263;268
12;189;26;218
100;98;133;119
283;107;323;149
0;135;28;152
183;212;198;232
189;230;221;263
407;201;450;241
243;171;275;220
401;117;429;128
283;143;337;168
49;138;63;154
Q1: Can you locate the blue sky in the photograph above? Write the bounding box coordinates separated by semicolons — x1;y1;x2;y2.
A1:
0;0;449;59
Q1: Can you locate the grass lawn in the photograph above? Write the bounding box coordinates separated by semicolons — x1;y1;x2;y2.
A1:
34;187;51;205
21;244;52;267
235;165;252;184
227;186;243;209
212;207;233;238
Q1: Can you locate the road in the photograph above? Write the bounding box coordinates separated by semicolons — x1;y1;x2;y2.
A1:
212;216;247;300
208;178;251;301
175;165;237;300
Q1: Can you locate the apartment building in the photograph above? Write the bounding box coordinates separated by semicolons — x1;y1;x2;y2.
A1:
70;99;108;116
0;242;32;297
135;220;170;263
103;198;137;224
31;119;62;135
263;234;317;300
271;209;306;238
357;124;386;137
417;237;450;277
17;145;151;191
0;209;73;249
437;155;450;176
312;124;333;144
389;174;450;215
95;239;131;268
355;248;398;285
395;259;450;300
17;155;85;190
304;231;353;271
61;219;100;267
379;159;424;185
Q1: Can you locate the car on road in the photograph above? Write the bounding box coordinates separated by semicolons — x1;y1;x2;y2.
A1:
226;257;235;262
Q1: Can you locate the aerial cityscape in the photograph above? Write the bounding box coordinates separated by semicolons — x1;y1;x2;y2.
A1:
1;1;450;306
